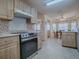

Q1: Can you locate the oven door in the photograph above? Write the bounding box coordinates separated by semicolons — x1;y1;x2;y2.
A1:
21;38;38;59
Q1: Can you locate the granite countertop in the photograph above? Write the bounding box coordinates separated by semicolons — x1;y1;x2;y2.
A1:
0;33;20;38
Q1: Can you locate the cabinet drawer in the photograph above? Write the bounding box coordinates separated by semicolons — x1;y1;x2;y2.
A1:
0;42;18;50
0;36;19;46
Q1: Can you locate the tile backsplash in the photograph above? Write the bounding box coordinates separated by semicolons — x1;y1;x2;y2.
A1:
0;20;9;33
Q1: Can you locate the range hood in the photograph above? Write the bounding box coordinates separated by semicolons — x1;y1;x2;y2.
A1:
14;9;33;18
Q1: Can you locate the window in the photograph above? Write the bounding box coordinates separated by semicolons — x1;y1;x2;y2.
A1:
52;24;56;31
34;24;40;32
45;22;50;31
71;22;78;32
58;23;68;32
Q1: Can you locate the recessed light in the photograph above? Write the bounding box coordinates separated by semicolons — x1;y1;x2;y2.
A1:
46;0;63;6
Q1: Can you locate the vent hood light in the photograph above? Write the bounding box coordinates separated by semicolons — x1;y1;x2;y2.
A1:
46;0;63;6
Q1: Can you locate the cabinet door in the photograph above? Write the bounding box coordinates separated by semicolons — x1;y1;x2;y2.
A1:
19;0;31;14
15;0;20;10
0;48;11;59
15;0;24;11
19;0;24;11
8;43;20;59
31;8;36;18
7;0;14;20
0;49;6;59
0;43;20;59
38;38;42;49
31;8;37;23
0;0;8;19
62;33;76;48
24;4;31;14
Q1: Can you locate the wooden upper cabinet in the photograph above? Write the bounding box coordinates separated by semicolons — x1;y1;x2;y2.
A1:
15;0;31;14
7;0;14;20
31;8;37;18
0;0;8;19
0;0;38;20
14;0;20;10
23;3;31;14
19;0;24;11
14;0;23;10
16;0;38;23
31;8;38;23
0;0;14;20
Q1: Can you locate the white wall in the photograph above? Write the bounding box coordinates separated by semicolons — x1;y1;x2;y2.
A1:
9;17;27;31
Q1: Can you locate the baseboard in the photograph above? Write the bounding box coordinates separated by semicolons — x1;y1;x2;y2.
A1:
27;51;38;59
62;45;77;49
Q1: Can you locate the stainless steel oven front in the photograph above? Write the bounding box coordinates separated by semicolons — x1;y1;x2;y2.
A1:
20;36;38;59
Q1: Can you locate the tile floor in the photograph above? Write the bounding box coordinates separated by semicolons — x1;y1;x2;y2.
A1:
32;39;79;59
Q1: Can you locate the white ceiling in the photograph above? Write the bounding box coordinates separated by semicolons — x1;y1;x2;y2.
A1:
26;0;78;18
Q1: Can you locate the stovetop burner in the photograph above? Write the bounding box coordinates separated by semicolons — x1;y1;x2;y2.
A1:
20;32;37;39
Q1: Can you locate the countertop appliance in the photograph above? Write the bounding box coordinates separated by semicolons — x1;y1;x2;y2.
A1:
19;32;38;59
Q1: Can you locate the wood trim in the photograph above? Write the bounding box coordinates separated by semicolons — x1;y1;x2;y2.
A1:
0;16;11;21
62;45;77;49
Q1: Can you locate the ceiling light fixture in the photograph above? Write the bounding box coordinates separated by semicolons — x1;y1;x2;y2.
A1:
46;0;63;6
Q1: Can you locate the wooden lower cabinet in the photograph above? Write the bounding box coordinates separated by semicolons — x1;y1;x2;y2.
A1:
62;32;77;48
0;48;6;59
38;36;43;50
38;38;42;49
0;36;20;59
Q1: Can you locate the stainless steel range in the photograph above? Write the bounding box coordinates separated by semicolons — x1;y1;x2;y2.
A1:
19;32;38;59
